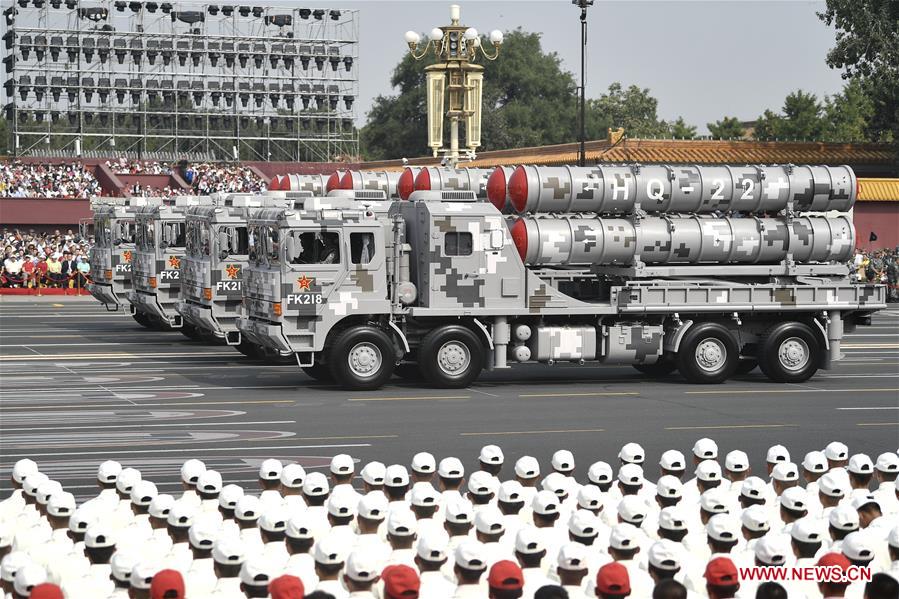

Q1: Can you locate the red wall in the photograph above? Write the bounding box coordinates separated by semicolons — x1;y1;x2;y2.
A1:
854;202;899;252
0;198;91;227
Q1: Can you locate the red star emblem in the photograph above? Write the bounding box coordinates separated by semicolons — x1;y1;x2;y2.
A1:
122;250;132;263
297;275;313;290
168;256;181;269
226;265;240;279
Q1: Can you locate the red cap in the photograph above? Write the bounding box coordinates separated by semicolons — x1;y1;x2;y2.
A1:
704;557;739;587
269;575;305;599
510;218;528;262
340;171;355;190
817;552;851;572
488;560;524;591
487;167;508;210
30;584;64;599
508;166;529;213
382;565;420;598
151;570;185;599
596;562;630;595
398;168;416;200
326;171;342;192
414;168;431;191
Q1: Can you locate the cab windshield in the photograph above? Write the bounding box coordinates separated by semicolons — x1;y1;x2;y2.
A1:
248;225;279;266
136;220;155;251
216;226;249;261
160;221;186;249
186;220;211;258
94;216;111;248
114;220;135;246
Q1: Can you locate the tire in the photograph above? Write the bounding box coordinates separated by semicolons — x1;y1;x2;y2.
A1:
132;312;154;329
758;322;820;383
418;325;484;389
329;326;396;391
633;355;677;377
735;358;759;375
676;322;739;384
302;363;334;382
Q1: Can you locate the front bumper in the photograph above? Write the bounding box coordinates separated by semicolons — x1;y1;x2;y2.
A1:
129;290;178;326
177;300;223;337
236;316;291;352
88;282;122;309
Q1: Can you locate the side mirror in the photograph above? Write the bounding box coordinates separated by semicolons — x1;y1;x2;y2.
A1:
219;250;229;261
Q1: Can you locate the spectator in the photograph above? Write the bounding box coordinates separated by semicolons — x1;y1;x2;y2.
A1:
0;161;101;199
1;229;92;288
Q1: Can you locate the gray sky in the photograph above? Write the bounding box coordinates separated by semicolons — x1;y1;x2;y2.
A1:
344;0;847;134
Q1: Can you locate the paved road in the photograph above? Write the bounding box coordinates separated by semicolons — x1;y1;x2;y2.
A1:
1;296;897;501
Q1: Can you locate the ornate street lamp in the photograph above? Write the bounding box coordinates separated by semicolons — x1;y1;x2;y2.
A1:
404;5;503;166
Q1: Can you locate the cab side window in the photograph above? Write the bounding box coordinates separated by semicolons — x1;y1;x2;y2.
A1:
350;232;375;265
444;232;472;256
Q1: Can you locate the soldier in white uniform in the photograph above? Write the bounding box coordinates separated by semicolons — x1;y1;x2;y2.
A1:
514;457;541;508
411;452;436;485
331;454;361;506
437;458;466;504
414;530;455;598
825;441;849;469
513;526;553;596
873;453;899;516
344;552;380;599
443;498;475;554
239;556;275;598
659;450;687;482
606;523;654;598
467;471;499;514
284;512;318;589
312;535;348;598
451;540;487;599
384;466;410;508
257;459;284;507
554;542;589;599
259;507;290;568
478;445;504;477
385;508;418;568
473;506;515;568
827;504;860;553
183;518;218;597
179;459;206;509
106;551;137;599
359;462;385;495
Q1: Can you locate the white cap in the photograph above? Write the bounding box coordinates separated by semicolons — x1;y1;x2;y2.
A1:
387;508;417;536
445;498;474;524
802;451;828;474
0;528;10;549
888;525;899;549
12;459;38;484
302;472;329;497
739;476;767;500
97;460;122;484
617;495;647;524
314;536;346;565
357;492;388;520
35;481;62;506
479;445;504;465
829;505;860;532
130;562;159;590
280;464;306;488
700;488;729;514
577;485;602;510
514;526;545;555
361;462;386;486
532;490;560;517
327;489;358;517
707;514;740;543
180;459;206;484
286;513;315;540
618;442;645;464
819;471;848;498
47;491;75;518
148;494;175;519
659;450;686;472
779;487;807;512
498;480;524;504
188;518;220;550
130;480;158;507
568;509;600;538
22;472;47;497
467;471;498;497
346;552;380;582
115;467;141;494
219;484;244;509
212;537;245;565
197;470;223;494
69;504;98;533
1;552;29;582
239;556;273;587
417;529;450;562
454;540;487;570
850;493;879;511
609;523;641;550
234;495;260;521
692;438;718;460
330;454;354;476
110;551;138;582
618;464;644;486
514;456;540;479
551;450;575;473
411;452;436;474
825;441;848;462
259;507;288;532
474;506;505;535
85;523;116;548
696;460;722;482
755;534;788;565
771;462;799;482
14;563;47;596
658;507;688;532
724;450;749;473
588;461;613;484
438;457;464;479
657;475;683;499
541;472;568;498
741;505;770;532
648;540;682;571
557;542;589;571
410;482;440;508
842;531;875;562
167;501;195;528
766;445;790;464
875;452;899;474
791;517;825;544
848;454;874;475
259;458;283;481
385;465;410;487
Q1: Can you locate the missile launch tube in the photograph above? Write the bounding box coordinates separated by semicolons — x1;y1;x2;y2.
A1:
339;170;404;199
511;215;855;266
398;167;423;200
508;164;857;215
277;174;329;195
414;167;494;200
487;166;518;211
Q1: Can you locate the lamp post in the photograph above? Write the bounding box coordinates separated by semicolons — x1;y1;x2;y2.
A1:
404;5;503;168
573;0;593;167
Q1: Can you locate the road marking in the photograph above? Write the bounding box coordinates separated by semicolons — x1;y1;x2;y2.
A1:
518;392;639;398
817;374;899;378
3;420;297;432
0;385;304;394
841;344;899;349
0;443;375;459
856;422;899;427
348;395;470;402
0;352;238;361
685;388;899;395
665;424;797;431
0;400;295;410
836;407;899;411
460;428;605;436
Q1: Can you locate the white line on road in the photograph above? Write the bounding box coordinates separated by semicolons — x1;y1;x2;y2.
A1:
835;407;899;411
0;443;374;459
1;420;296;432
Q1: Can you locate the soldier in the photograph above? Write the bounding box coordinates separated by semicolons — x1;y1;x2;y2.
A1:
360;462;386;494
411;453;436;484
659;451;687;481
826;505;859;552
848;454;875;493
107;551;136;598
384;466;411;508
258;459;284;505
311;535;346;597
386;508;418;568
280;465;306;512
438;458;466;503
342;552;380;599
259;507;290;566
381;565;421;599
452;541;488;599
825;442;849;469
184;518;218;597
354;493;390;556
474;507;514;568
444;498;475;553
702;557;739;599
284;513;317;588
555;542;591;599
595;561;631;599
514;526;552;596
239;557;274;599
179;459;206;508
128;561;159;599
415;530;455;597
479;446;504;477
487;560;525;599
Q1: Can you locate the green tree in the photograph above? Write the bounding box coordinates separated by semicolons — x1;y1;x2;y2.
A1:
0;116;9;154
707;116;745;139
753;91;824;141
823;79;875;142
667;117;697;139
585;83;668;139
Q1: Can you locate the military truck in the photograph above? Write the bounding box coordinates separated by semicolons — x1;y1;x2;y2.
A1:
129;196;213;332
237;164;885;391
87;197;157;317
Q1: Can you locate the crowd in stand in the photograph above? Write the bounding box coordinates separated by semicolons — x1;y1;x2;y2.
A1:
128;183;181;198
855;250;899;301
0;161;102;199
1;229;92;288
2;439;898;598
184;164;267;195
107;160;173;176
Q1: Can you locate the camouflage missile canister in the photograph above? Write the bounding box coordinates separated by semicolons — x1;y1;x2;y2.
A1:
273;173;330;194
487;166;518;211
339;170;403;198
413;167;494;200
507;164;857;215
511;215;855;266
398;167;423;200
326;170;346;193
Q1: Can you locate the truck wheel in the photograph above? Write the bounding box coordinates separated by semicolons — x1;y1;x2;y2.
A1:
302;363;334;382
132;312;154;329
735;358;759;375
329;326;396;391
632;355;677;377
758;322;820;383
419;326;484;388
676;322;738;384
